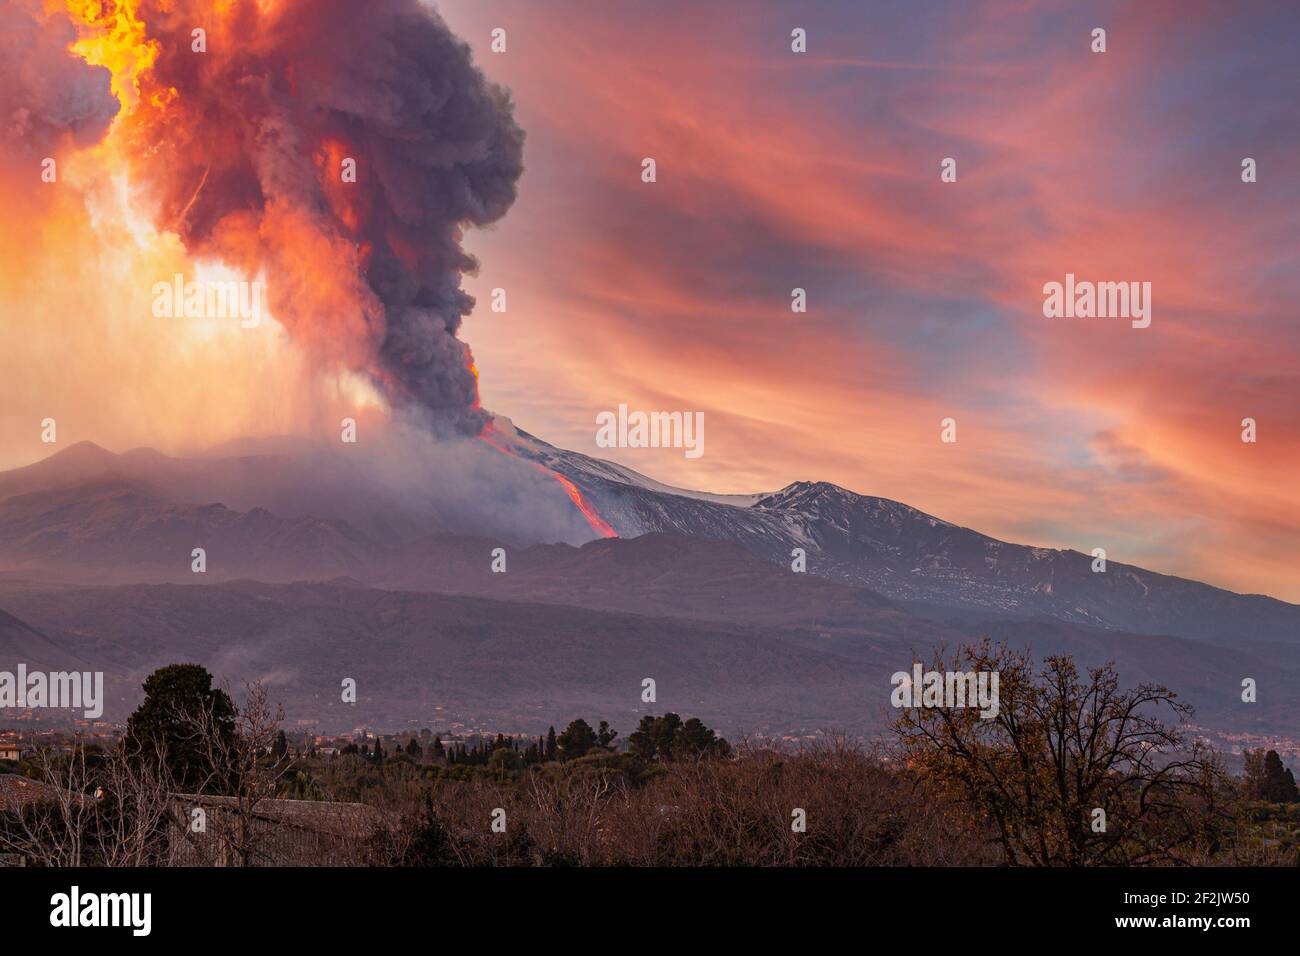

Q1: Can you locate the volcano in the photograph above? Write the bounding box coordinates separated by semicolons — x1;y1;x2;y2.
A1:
0;429;1295;736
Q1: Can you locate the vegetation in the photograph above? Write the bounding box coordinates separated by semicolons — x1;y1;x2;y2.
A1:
124;663;236;792
1242;748;1300;803
892;640;1231;866
4;649;1299;867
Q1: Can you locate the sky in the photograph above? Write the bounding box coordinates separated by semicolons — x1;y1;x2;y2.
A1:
0;0;1297;602
434;0;1300;601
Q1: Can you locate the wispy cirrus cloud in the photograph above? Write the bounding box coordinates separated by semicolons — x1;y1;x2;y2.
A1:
438;0;1300;599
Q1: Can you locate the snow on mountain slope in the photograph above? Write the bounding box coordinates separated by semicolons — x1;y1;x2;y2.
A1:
3;431;1297;647
505;422;765;508
508;428;1300;646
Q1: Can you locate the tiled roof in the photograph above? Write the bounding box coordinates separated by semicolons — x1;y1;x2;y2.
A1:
0;773;73;810
176;794;378;836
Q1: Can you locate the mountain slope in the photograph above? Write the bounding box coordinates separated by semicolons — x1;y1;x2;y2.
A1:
0;438;1293;737
513;432;1300;645
0;577;1289;736
0;477;379;582
0;579;928;734
2;437;1297;647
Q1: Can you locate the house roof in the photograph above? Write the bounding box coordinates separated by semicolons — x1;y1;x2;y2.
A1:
0;773;73;810
175;794;379;837
0;773;377;838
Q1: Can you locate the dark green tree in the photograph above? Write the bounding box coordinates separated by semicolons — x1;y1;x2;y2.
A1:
627;713;729;761
597;720;618;749
1261;751;1300;802
125;663;235;792
557;719;597;760
675;717;730;758
628;713;683;761
544;726;558;762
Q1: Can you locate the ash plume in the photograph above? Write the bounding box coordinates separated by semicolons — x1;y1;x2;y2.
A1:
120;0;524;435
0;0;117;157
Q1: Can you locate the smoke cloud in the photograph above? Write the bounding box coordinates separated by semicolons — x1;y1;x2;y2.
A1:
118;0;525;435
0;0;116;174
0;0;118;159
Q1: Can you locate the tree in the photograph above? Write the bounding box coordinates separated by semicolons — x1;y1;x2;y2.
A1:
675;718;730;759
557;719;597;761
629;713;683;761
162;680;293;866
272;730;289;760
405;738;422;759
378;791;453;866
628;713;728;761
892;641;1228;866
597;720;618;749
1244;749;1300;803
544;726;558;762
125;664;235;792
0;736;175;867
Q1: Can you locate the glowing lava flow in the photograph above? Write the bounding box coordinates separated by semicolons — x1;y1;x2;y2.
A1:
541;465;619;539
479;424;618;539
467;360;614;538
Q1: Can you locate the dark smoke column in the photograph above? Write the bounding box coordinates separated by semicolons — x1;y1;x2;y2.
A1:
124;0;524;435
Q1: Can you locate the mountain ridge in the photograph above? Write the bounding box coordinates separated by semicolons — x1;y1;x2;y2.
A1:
3;437;1296;648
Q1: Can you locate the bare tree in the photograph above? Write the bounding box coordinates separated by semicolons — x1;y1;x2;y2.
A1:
0;736;175;866
0;742;95;866
172;680;293;866
516;765;617;866
95;736;180;866
892;640;1229;866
